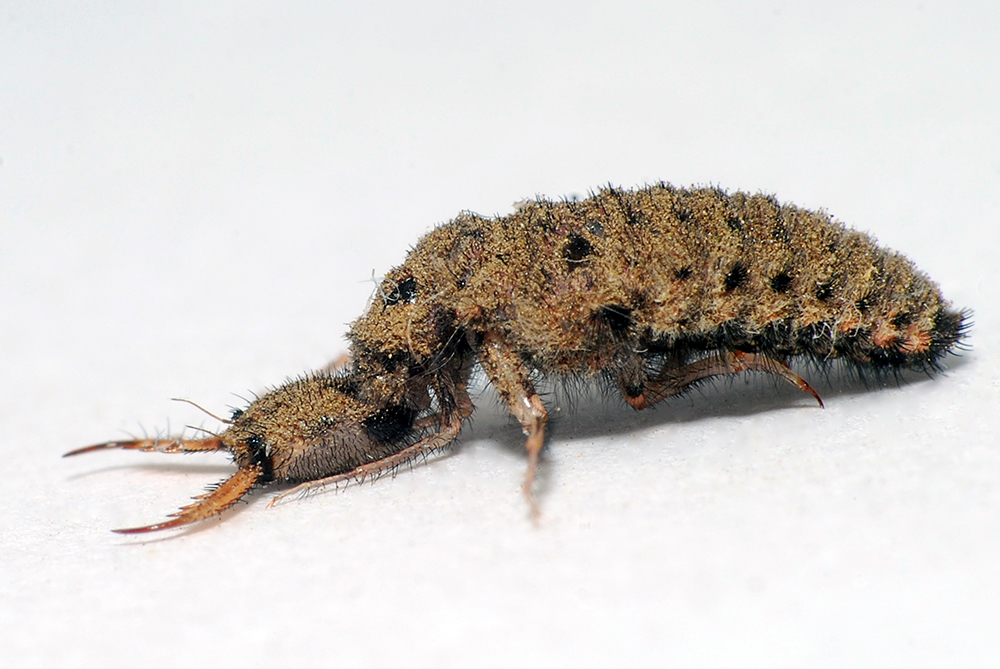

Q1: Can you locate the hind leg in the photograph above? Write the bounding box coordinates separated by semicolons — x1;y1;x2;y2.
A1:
620;350;823;410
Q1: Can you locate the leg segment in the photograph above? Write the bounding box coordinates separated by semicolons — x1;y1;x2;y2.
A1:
622;350;824;410
476;332;548;518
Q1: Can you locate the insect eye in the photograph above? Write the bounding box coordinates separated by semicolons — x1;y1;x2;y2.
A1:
384;277;418;305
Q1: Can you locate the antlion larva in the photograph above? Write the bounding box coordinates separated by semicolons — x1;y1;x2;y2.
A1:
65;184;968;533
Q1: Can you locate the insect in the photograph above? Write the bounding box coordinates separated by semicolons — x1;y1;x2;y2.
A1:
66;184;968;533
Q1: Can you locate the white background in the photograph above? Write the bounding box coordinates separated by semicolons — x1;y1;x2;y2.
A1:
3;1;998;667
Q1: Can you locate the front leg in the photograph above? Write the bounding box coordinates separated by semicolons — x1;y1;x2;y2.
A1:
476;331;548;518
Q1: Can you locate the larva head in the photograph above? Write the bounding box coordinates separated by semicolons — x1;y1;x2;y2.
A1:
66;373;420;533
223;374;420;485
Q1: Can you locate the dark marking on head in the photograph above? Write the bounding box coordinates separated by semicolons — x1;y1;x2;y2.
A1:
363;405;417;446
770;271;793;293
706;319;752;350
833;329;870;361
384;277;418;306
675;266;693;281
755;318;794;355
562;233;593;265
796;322;834;357
771;221;791;243
459;226;485;242
724;262;749;291
245;434;274;482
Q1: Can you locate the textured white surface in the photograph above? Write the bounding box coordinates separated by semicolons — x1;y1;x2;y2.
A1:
2;2;999;667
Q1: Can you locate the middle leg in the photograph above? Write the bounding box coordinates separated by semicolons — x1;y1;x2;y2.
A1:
476;331;548;518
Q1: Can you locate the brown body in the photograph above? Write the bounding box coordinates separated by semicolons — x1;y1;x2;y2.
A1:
66;184;967;533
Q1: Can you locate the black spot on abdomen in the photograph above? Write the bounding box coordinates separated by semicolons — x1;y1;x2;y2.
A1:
815;281;835;301
724;262;749;291
855;290;877;313
770;271;792;293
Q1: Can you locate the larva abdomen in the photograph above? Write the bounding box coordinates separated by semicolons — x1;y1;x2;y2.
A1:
358;184;965;379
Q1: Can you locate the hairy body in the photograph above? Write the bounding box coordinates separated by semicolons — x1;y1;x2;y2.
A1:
67;184;967;533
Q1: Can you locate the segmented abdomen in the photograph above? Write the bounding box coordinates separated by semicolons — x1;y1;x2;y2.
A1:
454;185;962;371
359;184;965;376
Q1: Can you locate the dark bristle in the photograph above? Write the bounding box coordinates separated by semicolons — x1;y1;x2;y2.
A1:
815;281;835;301
855;291;877;313
595;304;633;333
245;434;274;482
929;308;971;357
724;262;749;291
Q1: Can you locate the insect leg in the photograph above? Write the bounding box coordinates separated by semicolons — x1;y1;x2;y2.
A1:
267;412;465;507
624;351;823;410
63;436;225;457
476;331;548;518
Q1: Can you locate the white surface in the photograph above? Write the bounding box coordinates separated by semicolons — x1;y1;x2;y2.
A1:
2;1;999;667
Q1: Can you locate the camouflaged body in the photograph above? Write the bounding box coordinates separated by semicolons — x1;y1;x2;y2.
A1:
351;184;964;388
69;184;967;534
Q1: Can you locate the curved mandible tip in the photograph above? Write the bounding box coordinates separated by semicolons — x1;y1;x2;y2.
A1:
112;465;262;534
